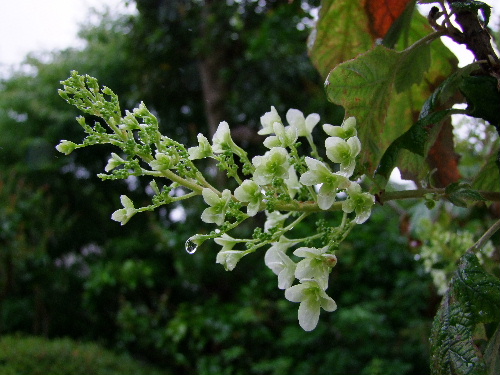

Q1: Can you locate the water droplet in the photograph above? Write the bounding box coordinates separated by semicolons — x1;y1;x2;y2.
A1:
185;239;198;254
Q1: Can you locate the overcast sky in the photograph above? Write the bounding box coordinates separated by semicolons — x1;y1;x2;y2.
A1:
0;0;136;74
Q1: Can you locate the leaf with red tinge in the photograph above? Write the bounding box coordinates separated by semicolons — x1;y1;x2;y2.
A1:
364;0;415;39
308;0;417;79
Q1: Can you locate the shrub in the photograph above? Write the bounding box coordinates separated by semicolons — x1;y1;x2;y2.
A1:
0;335;169;375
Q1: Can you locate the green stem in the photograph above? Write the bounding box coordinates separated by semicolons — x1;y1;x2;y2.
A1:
306;134;320;160
468;218;500;254
403;29;448;54
378;188;445;203
283;212;309;232
160;170;205;194
272;188;500;213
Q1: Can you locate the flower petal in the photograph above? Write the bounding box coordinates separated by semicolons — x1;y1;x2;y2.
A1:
298;298;320;331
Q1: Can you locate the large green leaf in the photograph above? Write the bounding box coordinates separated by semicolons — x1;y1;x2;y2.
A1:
430;252;500;375
324;12;457;177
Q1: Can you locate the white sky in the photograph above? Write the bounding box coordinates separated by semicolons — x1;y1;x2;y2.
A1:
0;0;136;74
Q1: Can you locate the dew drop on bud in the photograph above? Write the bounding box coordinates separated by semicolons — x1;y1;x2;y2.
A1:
185;239;198;254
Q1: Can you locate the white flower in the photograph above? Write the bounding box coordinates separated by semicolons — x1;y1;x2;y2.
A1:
285;280;337;331
264;211;291;232
55;140;77;155
149;151;179;171
299;157;350;210
259;106;282;135
342;182;375;224
200;188;232;225
216;249;248;271
323;117;357;139
214;233;241;250
286;108;320;137
105;153;125;172
264;238;296;289
212;121;233;154
293;246;337;290
188;133;213;160
285;166;301;198
252;147;290;185
263;122;298;148
234;180;263;217
325;136;361;177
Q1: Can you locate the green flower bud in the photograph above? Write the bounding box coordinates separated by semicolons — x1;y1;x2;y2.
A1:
111;195;137;225
55;140;77;155
188;133;213;160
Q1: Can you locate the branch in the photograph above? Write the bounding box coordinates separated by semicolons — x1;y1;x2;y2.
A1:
377;188;500;204
446;0;500;77
468;217;500;254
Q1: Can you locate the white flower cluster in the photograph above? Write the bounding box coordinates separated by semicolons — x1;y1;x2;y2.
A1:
184;106;375;331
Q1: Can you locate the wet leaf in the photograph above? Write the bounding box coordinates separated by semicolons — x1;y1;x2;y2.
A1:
454;252;500;323
430;294;486;375
430;252;500;375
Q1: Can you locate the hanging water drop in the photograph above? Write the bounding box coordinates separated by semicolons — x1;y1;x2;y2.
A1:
185;239;198;254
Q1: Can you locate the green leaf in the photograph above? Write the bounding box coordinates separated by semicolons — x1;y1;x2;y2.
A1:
454;252;500;323
430;294;486;375
375;64;479;186
420;63;480;118
460;75;500;128
445;182;487;208
484;324;500;375
472;148;500;193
